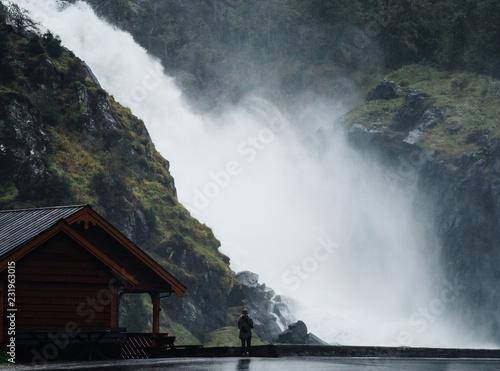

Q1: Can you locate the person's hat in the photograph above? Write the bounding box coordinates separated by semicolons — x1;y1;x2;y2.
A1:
242;308;249;314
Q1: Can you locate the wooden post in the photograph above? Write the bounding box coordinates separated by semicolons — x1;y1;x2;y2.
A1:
0;281;3;344
151;292;161;336
110;285;118;328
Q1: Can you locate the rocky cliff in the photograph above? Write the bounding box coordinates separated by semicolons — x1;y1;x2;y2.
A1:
343;65;500;344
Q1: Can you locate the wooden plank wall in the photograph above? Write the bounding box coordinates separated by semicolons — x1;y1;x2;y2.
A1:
15;282;112;329
4;232;115;338
16;233;113;284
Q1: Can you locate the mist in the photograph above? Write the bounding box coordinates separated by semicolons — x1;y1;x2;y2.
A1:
10;0;475;347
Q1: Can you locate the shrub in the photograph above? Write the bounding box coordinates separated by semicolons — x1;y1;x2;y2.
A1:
42;31;63;58
27;36;45;56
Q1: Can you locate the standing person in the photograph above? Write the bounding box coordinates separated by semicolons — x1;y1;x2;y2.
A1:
238;308;253;356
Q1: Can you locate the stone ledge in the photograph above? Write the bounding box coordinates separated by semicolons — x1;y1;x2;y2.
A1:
191;344;500;358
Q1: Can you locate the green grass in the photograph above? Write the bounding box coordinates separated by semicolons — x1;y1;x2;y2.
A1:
344;97;404;129
162;322;200;345
203;326;267;347
344;64;500;162
0;184;18;204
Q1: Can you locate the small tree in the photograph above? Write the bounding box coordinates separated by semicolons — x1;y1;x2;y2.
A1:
6;3;39;34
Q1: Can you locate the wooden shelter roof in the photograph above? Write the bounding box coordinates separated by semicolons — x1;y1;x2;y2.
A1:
0;205;85;259
0;205;186;297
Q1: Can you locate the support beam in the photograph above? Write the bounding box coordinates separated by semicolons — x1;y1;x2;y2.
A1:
0;281;4;344
110;286;119;328
151;292;161;337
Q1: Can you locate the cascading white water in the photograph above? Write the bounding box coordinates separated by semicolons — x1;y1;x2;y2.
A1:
10;0;474;347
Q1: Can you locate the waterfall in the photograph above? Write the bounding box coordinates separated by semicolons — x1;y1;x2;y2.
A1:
10;0;473;347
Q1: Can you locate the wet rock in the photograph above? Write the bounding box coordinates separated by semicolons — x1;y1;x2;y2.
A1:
234;271;259;288
15;155;49;199
305;333;329;345
0;98;48;183
97;93;119;132
77;84;92;115
465;130;489;145
81;60;101;86
366;79;404;101
403;107;444;145
392;91;433;131
162;252;232;340
275;320;307;343
448;123;462;134
273;320;328;345
31;57;61;89
229;271;295;342
76;85;100;137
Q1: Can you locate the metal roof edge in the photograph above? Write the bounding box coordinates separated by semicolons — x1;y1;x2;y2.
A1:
0;204;86;213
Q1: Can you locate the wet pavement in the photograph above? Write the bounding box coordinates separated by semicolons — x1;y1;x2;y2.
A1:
2;357;500;370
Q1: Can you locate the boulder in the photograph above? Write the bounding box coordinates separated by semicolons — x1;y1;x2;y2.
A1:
305;333;329;345
273;320;328;345
391;91;433;131
234;271;259;288
278;320;307;343
366;79;404;101
403;107;444;145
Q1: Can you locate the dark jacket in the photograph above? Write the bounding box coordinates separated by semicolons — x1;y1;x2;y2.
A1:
238;314;254;339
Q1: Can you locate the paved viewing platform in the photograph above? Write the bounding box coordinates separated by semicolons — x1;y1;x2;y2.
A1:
3;344;500;371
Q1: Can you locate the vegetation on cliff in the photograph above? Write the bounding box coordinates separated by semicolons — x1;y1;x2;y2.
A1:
344;64;500;164
0;3;233;343
74;0;500;110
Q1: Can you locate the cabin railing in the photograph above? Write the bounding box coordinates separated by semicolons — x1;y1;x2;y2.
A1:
15;329;200;361
16;327;127;362
120;332;177;359
120;332;153;359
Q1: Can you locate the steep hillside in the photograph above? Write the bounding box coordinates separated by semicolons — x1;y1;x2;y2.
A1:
343;65;500;343
0;3;234;343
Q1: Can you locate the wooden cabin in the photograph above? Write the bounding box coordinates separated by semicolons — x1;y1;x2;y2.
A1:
0;205;186;361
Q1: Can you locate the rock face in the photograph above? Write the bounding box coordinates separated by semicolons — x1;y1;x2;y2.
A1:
273;320;328;345
419;139;500;342
391;91;435;132
32;57;61;89
228;271;295;342
346;82;500;345
0;98;48;182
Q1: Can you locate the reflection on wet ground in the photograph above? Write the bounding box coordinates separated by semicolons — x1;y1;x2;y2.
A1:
3;357;500;371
